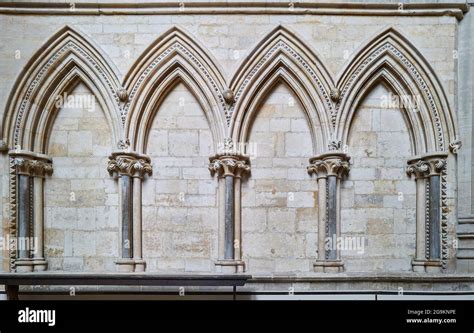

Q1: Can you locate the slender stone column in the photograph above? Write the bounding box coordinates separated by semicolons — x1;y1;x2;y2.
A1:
120;175;133;259
424;155;447;267
209;152;250;273
31;163;52;271
407;153;447;273
316;177;327;262
224;175;234;260
407;159;429;272
17;173;31;270
234;175;242;262
132;176;146;272
108;151;152;272
10;151;52;273
308;151;350;273
218;177;226;260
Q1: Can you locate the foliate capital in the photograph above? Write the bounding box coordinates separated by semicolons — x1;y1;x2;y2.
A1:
209;153;250;178
108;152;152;178
9;150;53;177
406;159;430;179
407;152;447;178
308;151;350;179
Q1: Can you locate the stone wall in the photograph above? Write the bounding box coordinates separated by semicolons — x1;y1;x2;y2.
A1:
44;83;119;271
142;83;218;272
0;1;470;280
243;83;318;273
342;85;416;272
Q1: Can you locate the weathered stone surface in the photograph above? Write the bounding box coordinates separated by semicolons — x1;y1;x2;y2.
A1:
343;85;417;272
0;4;465;282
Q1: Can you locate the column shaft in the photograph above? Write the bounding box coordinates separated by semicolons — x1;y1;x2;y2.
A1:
218;177;226;259
317;177;327;261
17;174;31;260
224;175;234;260
234;176;242;261
132;177;142;261
33;176;44;260
428;175;441;259
327;176;337;260
120;175;133;258
415;177;426;260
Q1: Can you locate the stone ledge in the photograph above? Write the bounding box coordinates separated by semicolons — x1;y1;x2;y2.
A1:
249;272;474;283
0;2;468;19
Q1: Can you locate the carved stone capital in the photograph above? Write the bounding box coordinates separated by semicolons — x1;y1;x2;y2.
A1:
209;153;250;178
308;151;350;179
9;150;53;177
406;159;430;179
407;152;447;178
108;152;152;179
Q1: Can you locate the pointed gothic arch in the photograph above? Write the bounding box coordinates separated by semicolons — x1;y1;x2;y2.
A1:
1;25;123;153
229;26;334;153
335;27;458;154
343;64;425;155
228;26;334;151
123;26;227;152
236;65;323;154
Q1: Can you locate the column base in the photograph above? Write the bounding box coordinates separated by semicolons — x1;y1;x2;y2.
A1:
215;260;246;273
115;258;146;272
15;259;35;273
32;258;48;271
134;259;146;272
412;259;442;273
313;260;344;273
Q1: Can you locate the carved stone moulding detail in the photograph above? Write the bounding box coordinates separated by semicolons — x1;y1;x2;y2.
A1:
406;152;448;178
449;139;462;154
9;150;53;177
13;40;121;145
222;89;235;105
307;151;351;179
209;153;250;178
108;151;152;179
117;88;129;102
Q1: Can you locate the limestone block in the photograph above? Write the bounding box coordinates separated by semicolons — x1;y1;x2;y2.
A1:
95;231;119;257
275;259;311;272
256;191;287;207
287;191;314;208
367;218;394;235
148;130;168;156
171;233;211;257
155;179;188;194
76;207;96;230
354;181;375;194
185;259;212;272
296;208;318;233
268;208;296;233
168;131;199;157
68;131;93;157
354;194;384;208
63;257;84;271
244;233;297;258
50;207;77;230
270;118;291;132
242;208;267;232
285;132;312;157
72;231;96;256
